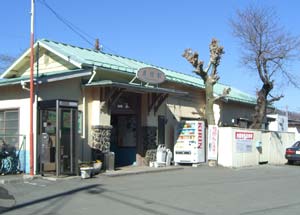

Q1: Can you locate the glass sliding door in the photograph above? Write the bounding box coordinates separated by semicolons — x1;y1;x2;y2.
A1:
59;108;77;175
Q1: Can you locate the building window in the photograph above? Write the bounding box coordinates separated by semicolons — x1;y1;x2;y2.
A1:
0;109;19;147
78;111;83;134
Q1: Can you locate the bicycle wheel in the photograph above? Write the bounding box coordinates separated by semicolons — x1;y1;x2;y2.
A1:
2;157;12;174
0;159;3;174
11;158;21;174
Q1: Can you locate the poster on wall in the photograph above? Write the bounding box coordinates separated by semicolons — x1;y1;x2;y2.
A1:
207;125;218;160
235;131;254;153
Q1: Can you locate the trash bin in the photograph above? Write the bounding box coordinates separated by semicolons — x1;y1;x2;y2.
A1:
80;167;93;179
104;152;115;171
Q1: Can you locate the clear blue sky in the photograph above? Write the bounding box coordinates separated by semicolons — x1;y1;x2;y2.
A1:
1;0;299;111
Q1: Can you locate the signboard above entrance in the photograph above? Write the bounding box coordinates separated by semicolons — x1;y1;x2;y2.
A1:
137;67;166;84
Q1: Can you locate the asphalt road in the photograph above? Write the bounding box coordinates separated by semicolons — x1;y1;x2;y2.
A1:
1;164;300;215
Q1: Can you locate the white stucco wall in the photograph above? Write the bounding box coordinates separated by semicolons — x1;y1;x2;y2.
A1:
267;132;295;164
218;127;233;167
288;127;300;141
218;128;260;167
167;95;204;121
0;97;33;173
213;104;220;124
218;127;296;168
91;100;101;126
268;114;288;132
231;129;261;167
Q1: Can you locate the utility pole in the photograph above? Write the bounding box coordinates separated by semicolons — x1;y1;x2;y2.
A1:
29;0;35;176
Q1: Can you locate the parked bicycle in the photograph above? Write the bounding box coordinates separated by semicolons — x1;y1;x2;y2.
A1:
0;138;24;175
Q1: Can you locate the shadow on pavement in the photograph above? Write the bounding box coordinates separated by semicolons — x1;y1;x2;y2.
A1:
0;184;101;214
0;186;15;213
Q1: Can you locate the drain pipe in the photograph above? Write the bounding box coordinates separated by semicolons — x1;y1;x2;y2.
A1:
88;65;97;84
21;80;30;91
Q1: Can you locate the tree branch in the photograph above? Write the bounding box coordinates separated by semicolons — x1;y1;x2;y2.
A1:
182;48;207;80
255;58;267;83
213;87;231;102
267;94;284;103
209;39;224;76
182;39;225;126
204;61;212;73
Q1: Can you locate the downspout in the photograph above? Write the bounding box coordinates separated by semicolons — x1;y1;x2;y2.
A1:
82;87;86;139
82;87;86;161
21;81;30;91
88;65;97;84
86;65;96;138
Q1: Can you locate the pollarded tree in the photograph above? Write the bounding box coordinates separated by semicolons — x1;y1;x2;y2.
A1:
230;5;300;129
183;39;231;125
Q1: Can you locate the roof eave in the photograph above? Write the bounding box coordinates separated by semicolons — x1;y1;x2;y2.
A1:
0;40;85;79
38;41;83;69
0;46;32;79
0;68;91;87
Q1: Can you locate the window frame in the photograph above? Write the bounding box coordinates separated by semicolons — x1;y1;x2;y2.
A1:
0;108;20;147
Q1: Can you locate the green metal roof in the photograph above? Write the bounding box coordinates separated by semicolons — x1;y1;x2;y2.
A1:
0;69;88;86
1;39;257;105
39;39;204;87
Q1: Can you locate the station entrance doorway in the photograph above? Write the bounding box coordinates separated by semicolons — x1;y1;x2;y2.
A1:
38;100;78;176
110;93;140;167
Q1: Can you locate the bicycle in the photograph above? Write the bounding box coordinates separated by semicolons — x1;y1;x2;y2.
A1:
0;137;25;175
0;150;13;175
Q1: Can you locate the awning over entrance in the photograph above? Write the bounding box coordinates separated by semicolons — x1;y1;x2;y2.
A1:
84;80;188;96
84;80;188;115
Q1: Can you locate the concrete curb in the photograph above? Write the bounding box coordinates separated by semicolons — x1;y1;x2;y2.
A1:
0;175;37;185
102;166;184;177
0;174;82;184
0;166;184;183
40;175;81;182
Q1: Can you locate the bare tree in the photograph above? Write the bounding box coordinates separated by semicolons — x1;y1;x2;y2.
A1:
183;39;231;125
0;54;15;74
230;5;300;129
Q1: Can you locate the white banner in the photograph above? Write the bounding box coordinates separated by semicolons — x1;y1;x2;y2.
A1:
207;125;218;160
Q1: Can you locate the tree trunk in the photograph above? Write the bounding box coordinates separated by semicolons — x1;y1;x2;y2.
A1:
205;78;215;125
250;83;272;129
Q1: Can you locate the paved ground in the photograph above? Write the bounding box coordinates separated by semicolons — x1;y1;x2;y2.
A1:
1;164;300;215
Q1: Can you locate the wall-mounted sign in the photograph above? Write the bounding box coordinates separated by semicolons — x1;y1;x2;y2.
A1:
137;67;166;84
235;131;254;153
59;101;78;108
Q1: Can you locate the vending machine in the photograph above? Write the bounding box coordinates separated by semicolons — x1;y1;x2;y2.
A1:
174;121;205;164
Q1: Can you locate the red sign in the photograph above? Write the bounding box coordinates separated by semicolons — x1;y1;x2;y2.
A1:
235;132;254;140
198;122;203;149
137;67;166;84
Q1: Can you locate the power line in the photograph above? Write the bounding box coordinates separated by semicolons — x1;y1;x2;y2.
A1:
37;0;95;47
36;1;143;71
